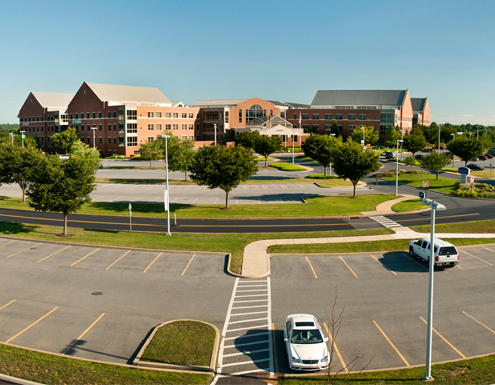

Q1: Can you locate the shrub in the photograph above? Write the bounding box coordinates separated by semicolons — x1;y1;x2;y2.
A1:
307;174;338;179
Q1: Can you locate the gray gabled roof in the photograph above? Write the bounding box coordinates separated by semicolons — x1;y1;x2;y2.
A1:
311;90;408;107
266;100;285;107
190;99;247;108
86;82;172;106
32;93;74;109
411;98;427;112
284;102;310;109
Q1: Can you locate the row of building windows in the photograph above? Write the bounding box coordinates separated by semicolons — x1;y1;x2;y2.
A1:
20;116;55;122
294;113;368;121
147;135;194;142
147;111;197;119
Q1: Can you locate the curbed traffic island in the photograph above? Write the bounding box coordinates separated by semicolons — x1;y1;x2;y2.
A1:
133;320;219;373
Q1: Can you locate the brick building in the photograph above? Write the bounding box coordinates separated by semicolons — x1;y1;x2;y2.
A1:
411;97;431;126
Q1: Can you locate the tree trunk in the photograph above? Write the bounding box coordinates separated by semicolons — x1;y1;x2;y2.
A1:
323;165;327;177
184;171;187;181
265;156;268;168
352;182;357;198
21;185;26;203
225;190;229;209
64;213;68;236
436;171;439;181
150;159;152;167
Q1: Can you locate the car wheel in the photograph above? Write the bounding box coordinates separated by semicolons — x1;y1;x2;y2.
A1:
409;247;415;257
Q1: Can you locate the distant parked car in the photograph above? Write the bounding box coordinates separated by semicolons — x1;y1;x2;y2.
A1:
433;146;445;150
384;151;396;159
467;163;485;171
485;154;493;159
471;157;478;161
479;155;488;161
415;154;425;161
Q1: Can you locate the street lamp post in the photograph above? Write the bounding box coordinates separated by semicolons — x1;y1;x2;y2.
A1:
164;135;171;236
451;133;455;170
400;130;404;160
437;125;441;154
329;133;336;175
91;125;97;149
361;126;365;148
213;123;217;146
395;139;403;196
420;199;447;381
20;131;25;149
9;133;14;145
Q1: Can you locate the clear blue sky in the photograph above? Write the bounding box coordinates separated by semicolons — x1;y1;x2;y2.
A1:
1;0;494;125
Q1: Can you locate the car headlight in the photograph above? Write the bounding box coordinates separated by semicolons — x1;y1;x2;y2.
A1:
321;356;328;363
291;357;301;364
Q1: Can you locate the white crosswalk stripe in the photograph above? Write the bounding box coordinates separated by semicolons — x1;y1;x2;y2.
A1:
216;277;274;377
370;215;402;228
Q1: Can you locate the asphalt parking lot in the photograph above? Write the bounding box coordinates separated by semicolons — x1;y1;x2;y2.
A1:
270;246;495;373
0;237;234;364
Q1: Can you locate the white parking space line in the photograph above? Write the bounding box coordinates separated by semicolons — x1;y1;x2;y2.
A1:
217;277;273;376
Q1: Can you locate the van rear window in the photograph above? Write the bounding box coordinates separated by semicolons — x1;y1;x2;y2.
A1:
439;246;457;255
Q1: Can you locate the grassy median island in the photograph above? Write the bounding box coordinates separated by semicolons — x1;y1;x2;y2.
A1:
280;353;495;384
381;173;457;195
140;321;215;366
0;194;396;218
268;162;307;171
392;198;426;212
0;343;211;385
411;219;495;234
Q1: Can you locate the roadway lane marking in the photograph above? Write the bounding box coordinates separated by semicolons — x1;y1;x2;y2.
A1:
373;321;410;366
323;322;348;373
106;250;131;270
143;252;163;273
459;250;493;266
6;243;44;259
395;213;479;224
37;246;71;263
0;240;18;247
419;316;465;358
0;300;16;311
62;313;105;355
483;246;495;253
271;323;279;374
181;254;196;276
70;248;101;267
5;307;59;344
339;256;358;278
400;252;429;271
462;311;495;334
305;256;318;278
370;255;397;275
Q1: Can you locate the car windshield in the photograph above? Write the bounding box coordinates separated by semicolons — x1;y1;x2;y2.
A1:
439;246;457;255
291;329;323;344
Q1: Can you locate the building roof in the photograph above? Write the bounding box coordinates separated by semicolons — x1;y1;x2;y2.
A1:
266;100;285;107
85;82;172;106
411;97;427;112
311;90;408;107
284;102;310;109
32;93;74;109
190;99;247;108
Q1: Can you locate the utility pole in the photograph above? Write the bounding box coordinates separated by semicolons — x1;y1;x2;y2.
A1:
214;123;217;146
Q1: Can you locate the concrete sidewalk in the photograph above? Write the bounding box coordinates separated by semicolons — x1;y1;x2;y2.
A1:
241;226;495;278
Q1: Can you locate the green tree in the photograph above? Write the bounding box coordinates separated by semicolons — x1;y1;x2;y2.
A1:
0;145;43;202
349;126;379;146
440;126;457;144
189;146;257;209
331;140;380;198
301;134;341;176
139;140;163;167
422;124;438;144
403;156;419;167
419;152;451;180
234;130;261;149
447;136;484;166
167;137;196;181
330;121;340;137
0;132;38;148
254;135;282;167
69;140;101;171
403;129;427;156
27;154;97;235
51;127;79;154
385;126;401;147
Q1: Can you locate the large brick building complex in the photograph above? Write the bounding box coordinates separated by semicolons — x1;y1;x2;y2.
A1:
18;84;430;155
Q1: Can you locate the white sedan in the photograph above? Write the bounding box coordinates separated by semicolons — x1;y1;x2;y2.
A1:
283;314;330;371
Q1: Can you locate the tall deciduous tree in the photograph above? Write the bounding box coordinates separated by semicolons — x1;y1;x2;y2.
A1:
330;121;340;137
331;141;380;198
69;140;101;171
0;145;43;202
51;127;79;154
166;137;196;181
419;152;451;180
189;146;257;209
234;130;261;149
421;124;438;145
139;140;163;167
254;135;282;167
27;155;97;235
349;126;379;146
447;136;484;166
301;134;341;176
403;129;427;156
385;126;401;147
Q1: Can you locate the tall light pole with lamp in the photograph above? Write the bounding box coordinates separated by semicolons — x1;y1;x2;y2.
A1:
437;124;441;154
20;131;26;149
420;198;447;381
91;124;97;149
213;123;217;146
9;132;14;145
450;133;455;170
361;126;366;151
163;135;171;236
329;133;336;175
400;129;404;160
395;139;403;196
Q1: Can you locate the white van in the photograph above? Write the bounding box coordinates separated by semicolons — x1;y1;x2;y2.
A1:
409;238;459;267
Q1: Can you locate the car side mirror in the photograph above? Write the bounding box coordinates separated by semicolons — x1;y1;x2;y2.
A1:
324;337;329;342
284;338;288;342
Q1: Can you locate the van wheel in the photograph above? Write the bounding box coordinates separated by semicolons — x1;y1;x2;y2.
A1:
409;247;415;257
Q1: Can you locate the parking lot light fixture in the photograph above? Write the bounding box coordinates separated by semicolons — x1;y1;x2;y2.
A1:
451;134;455;170
20;131;26;149
91;125;97;149
164;135;171;236
395;139;403;196
9;132;14;145
420;198;447;381
400;130;404;160
329;133;336;175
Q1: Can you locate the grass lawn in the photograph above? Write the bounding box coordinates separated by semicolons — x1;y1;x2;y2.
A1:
0;343;210;385
95;178;190;184
0;221;393;274
103;166;166;169
140;321;215;366
382;173;457;194
392;198;426;212
280;353;495;384
297;155;319;163
268;162;307;171
411;219;495;234
95;177;350;185
0;194;396;219
255;157;274;162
